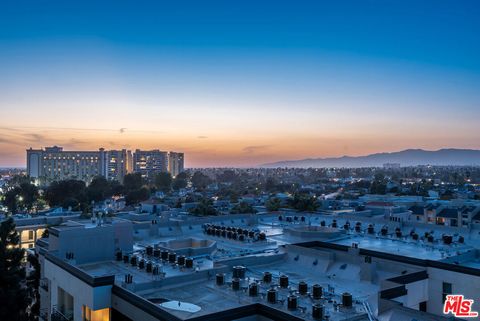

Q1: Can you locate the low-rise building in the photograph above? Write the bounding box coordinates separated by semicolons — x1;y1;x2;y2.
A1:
36;212;480;321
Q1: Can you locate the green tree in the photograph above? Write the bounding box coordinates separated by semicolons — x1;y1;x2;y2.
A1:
87;176;113;203
189;198;217;216
26;253;40;321
172;172;188;190
3;187;22;214
288;194;318;212
18;182;39;212
44;180;87;211
265;197;282;211
265;177;279;193
230;201;257;214
0;218;30;321
191;171;211;190
123;173;145;193
154;172;172;193
2;181;39;214
217;187;239;203
125;187;150;205
370;173;387;195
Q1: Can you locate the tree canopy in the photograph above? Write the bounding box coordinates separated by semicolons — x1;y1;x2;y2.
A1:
265;197;282;212
2;180;39;214
189;198;217;216
44;179;87;211
123;173;145;192
154;172;172;192
230;201;257;214
288;193;318;212
87;176;116;203
0;218;31;321
172;172;188;190
191;171;211;190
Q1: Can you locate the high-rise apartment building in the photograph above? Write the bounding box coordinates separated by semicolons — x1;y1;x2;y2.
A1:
26;146;132;185
27;146;184;184
105;149;133;183
133;149;168;178
168;151;184;177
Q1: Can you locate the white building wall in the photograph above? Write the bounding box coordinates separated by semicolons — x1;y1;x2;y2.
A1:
427;267;480;316
44;260;112;320
404;280;429;309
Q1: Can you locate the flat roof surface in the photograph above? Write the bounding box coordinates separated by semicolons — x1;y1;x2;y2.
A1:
79;258;214;282
331;234;473;260
137;259;373;321
46;211;480;321
132;213;478;263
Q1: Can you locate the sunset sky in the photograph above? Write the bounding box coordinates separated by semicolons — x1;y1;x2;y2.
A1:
1;1;479;167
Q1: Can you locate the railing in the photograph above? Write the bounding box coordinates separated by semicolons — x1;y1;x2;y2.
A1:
363;300;377;321
51;306;73;321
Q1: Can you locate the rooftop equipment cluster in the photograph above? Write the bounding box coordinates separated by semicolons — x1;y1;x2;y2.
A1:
115;246;196;282
278;215;306;223
214;265;355;320
369;225;464;245
202;223;266;241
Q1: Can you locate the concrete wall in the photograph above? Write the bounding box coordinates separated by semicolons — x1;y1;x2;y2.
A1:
111;294;160;321
390;280;429;310
44;259;112;320
56;225;116;264
114;221;134;253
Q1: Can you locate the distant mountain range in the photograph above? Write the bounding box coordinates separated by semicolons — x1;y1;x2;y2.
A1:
260;149;480;168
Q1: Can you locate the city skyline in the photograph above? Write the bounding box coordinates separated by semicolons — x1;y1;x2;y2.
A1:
1;1;480;167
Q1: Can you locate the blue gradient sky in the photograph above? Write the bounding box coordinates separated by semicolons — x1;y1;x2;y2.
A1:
1;1;479;167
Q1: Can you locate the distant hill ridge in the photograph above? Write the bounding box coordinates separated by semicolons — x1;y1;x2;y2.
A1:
260;148;480;168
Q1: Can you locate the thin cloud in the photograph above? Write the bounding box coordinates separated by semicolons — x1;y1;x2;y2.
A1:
0;126;163;134
243;145;270;154
67;138;88;145
197;136;208;139
0;127;23;132
22;133;47;143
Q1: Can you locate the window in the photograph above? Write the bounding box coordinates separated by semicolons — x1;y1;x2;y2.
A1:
442;282;452;303
82;306;110;321
419;301;427;312
28;230;34;240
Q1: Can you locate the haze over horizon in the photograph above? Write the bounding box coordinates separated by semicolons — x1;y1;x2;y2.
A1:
1;1;480;168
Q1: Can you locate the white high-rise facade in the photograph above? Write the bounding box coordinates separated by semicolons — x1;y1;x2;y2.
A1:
26;146;132;185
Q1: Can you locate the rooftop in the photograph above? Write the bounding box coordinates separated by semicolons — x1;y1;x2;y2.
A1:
41;211;480;320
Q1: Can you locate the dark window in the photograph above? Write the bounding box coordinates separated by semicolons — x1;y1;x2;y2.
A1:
443;282;452;293
419;301;427;312
28;230;34;240
442;282;452;303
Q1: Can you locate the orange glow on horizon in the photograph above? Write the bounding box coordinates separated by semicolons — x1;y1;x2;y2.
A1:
1;123;479;168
